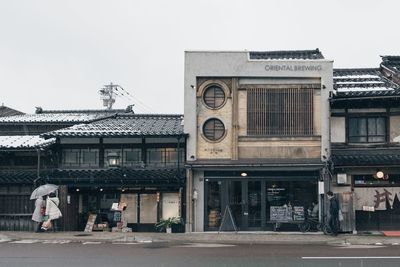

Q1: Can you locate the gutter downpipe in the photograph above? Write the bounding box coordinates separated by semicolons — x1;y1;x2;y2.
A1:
33;148;41;187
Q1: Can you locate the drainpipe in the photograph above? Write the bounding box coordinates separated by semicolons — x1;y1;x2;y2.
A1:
33;148;41;187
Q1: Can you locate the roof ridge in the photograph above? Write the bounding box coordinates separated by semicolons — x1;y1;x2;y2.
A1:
39;109;126;114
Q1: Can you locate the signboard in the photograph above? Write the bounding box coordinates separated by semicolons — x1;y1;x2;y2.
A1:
270;206;305;222
293;206;305;221
270;206;292;221
84;214;97;232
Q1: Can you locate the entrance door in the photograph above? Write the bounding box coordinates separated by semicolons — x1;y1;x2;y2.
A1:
247;181;262;229
139;194;158;231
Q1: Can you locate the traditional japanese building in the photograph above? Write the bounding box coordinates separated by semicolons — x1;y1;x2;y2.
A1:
184;49;333;231
41;113;186;232
0;109;186;232
330;58;400;232
0;108;120;230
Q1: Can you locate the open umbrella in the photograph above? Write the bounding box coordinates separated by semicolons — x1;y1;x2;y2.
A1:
30;184;58;200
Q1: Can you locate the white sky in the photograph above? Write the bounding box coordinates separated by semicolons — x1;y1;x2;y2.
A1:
0;0;398;114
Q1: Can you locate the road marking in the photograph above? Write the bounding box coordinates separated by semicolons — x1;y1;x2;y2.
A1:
336;245;386;249
10;239;40;244
42;240;71;244
303;256;400;259
175;243;236;248
112;242;140;245
82;241;102;245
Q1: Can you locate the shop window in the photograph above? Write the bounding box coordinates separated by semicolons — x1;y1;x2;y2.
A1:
202;118;225;141
348;117;386;143
354;174;400;186
247;87;315;136
203;85;226;109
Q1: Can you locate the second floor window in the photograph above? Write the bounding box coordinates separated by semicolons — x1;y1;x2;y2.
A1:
247;87;315;136
147;148;185;167
348;117;386;143
62;149;99;167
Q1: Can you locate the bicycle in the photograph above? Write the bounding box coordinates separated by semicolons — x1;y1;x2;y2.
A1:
298;215;331;234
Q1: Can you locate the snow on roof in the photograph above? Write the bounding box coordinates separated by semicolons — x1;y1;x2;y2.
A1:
0;135;56;149
334;74;380;79
0;112;115;124
336;87;394;92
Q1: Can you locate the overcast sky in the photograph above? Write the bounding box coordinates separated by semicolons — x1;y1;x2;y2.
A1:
0;0;398;114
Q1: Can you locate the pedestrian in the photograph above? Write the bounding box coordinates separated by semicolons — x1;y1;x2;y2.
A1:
327;191;339;236
42;192;62;231
32;195;46;232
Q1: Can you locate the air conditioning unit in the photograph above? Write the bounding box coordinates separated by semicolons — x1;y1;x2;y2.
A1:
337;173;348;185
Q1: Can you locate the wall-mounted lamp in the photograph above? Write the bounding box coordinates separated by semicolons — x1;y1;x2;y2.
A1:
107;152;121;168
76;188;80;192
100;188;103;192
241;172;248;177
376;170;384;179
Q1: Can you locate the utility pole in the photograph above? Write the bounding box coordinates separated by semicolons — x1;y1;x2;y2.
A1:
99;82;118;110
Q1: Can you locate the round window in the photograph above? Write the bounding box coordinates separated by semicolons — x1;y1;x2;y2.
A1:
203;118;225;141
203;85;225;109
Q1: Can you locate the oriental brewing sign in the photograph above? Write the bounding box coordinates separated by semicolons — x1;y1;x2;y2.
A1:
265;65;322;72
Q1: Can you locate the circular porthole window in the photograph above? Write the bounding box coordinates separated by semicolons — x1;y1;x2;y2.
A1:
203;118;226;141
203;85;226;109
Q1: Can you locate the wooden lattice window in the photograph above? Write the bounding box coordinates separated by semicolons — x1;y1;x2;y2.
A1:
203;85;226;109
203;118;225;141
247;86;315;136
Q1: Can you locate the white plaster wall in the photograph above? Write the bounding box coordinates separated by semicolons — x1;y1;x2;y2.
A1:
331;117;346;143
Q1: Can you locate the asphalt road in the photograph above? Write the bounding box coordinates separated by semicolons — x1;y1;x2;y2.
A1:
0;241;399;267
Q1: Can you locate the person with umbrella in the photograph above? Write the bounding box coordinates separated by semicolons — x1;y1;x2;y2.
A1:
32;195;46;232
30;184;59;232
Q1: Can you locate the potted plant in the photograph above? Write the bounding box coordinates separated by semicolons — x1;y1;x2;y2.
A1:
155;217;181;233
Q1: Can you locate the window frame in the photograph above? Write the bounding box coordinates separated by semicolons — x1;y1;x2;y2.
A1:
347;115;388;144
202;118;226;142
202;84;226;109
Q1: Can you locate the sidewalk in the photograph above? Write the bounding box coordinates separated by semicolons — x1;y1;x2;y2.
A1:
2;231;400;246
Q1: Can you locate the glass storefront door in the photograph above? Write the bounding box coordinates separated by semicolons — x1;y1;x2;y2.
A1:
205;178;317;231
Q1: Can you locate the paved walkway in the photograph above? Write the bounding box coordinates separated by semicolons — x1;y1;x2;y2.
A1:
1;231;400;246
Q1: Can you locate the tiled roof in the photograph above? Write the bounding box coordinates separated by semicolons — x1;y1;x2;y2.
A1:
42;114;184;138
0;109;124;124
0;135;56;149
249;49;324;60
0;168;185;185
332;149;400;167
381;56;400;74
0;105;24;117
332;68;400;98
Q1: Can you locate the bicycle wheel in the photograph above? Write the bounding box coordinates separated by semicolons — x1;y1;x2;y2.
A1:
299;221;311;233
316;223;322;232
322;224;332;235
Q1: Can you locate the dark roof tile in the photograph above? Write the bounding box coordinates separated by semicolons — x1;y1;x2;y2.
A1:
42;114;184;138
249;49;324;60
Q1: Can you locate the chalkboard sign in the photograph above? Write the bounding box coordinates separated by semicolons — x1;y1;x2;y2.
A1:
84;214;97;232
270;206;292;221
293;206;305;221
